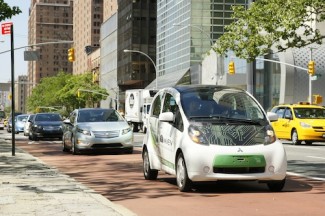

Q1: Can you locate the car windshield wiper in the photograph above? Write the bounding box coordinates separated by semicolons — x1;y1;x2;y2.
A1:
191;115;264;125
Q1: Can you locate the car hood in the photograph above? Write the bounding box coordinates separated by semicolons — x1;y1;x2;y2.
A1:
192;122;269;146
16;121;26;127
77;121;129;131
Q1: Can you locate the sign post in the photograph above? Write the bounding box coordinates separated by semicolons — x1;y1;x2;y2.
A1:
2;22;15;156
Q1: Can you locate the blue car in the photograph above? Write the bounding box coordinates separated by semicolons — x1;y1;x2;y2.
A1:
7;114;28;133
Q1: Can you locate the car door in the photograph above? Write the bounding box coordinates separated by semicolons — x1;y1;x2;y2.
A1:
148;91;164;152
272;106;291;138
281;107;294;139
158;92;183;173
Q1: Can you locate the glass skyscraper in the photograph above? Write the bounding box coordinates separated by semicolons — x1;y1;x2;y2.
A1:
154;0;249;88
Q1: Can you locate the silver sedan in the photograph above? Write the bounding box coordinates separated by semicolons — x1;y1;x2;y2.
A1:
62;108;133;154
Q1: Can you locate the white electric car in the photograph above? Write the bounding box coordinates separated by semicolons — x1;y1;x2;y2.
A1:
142;85;287;192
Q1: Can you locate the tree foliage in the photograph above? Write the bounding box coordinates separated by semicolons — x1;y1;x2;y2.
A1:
27;72;108;116
214;0;325;62
0;0;21;21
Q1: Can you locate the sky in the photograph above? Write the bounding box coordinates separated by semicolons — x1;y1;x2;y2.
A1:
0;1;29;83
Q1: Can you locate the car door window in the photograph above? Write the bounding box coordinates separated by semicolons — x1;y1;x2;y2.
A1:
274;107;286;118
284;108;292;119
152;93;163;117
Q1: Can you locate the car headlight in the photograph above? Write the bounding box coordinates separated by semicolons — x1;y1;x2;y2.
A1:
122;127;131;135
264;125;276;145
188;125;209;144
77;128;91;136
300;122;311;128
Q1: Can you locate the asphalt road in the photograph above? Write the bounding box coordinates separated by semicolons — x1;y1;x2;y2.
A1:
2;130;325;216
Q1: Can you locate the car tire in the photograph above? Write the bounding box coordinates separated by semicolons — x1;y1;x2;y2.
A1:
142;148;158;180
267;178;286;192
62;137;69;152
305;141;313;145
291;129;301;145
176;153;192;192
71;136;80;155
125;147;133;154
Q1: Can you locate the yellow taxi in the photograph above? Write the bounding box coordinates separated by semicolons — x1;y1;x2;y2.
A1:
270;102;325;145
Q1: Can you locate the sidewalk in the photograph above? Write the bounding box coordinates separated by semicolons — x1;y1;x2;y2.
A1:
0;139;137;216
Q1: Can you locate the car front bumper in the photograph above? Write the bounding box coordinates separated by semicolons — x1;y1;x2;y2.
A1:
74;131;133;151
183;140;287;182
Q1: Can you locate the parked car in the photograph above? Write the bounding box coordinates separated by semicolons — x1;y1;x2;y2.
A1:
270;102;325;145
142;85;287;192
29;113;63;141
6;117;13;133
6;112;24;133
15;114;29;133
62;108;133;155
24;114;35;136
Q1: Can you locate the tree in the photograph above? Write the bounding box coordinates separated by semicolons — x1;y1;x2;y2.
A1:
27;72;109;115
0;0;21;21
214;0;325;62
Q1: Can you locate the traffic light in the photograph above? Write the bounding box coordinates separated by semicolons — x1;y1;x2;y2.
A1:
92;71;99;83
68;48;75;62
8;94;12;100
308;60;315;76
313;94;322;105
228;61;235;75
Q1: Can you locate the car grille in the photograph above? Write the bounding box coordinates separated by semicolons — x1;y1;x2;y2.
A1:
92;143;123;148
43;126;61;130
312;126;325;132
93;130;119;138
213;167;265;174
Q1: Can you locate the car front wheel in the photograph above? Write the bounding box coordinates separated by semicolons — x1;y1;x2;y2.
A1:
71;136;80;155
142;148;158;180
62;136;69;152
291;129;301;145
176;153;192;192
267;178;286;192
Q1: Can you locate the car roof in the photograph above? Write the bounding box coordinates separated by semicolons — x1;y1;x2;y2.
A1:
173;85;246;93
75;108;115;111
274;103;325;109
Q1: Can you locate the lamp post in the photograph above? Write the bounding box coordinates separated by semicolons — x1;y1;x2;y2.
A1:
172;23;220;84
123;49;158;89
172;23;214;46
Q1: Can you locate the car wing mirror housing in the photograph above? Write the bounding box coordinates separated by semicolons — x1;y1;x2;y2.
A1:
159;112;174;122
63;119;72;125
267;112;279;122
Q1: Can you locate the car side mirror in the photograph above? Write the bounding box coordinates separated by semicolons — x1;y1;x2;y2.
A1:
159;112;174;122
267;112;279;122
63;119;72;125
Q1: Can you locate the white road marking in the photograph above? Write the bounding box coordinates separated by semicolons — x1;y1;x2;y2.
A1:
306;156;325;160
284;145;321;150
287;172;325;181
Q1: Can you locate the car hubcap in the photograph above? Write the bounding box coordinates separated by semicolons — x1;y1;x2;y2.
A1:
176;157;185;188
292;132;298;143
143;151;149;175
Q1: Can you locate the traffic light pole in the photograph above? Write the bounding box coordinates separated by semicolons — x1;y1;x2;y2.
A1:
255;57;314;103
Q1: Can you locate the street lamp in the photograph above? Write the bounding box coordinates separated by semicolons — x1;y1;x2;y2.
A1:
172;23;214;46
123;49;158;89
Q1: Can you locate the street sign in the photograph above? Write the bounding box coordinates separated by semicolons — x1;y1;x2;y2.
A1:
1;22;13;35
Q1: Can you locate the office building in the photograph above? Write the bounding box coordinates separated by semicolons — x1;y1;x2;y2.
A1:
73;0;103;75
151;0;249;89
14;75;28;113
27;0;74;96
117;0;157;91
